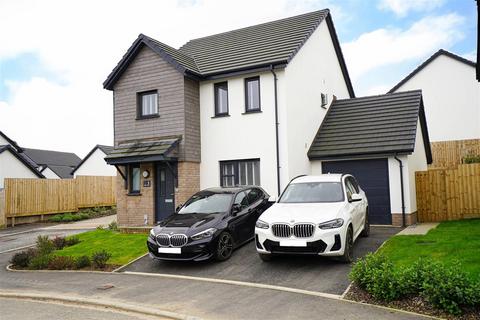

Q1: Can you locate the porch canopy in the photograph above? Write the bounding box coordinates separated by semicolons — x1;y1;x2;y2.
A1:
104;138;180;165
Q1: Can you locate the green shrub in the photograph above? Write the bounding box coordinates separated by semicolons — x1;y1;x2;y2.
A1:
91;250;111;269
75;255;91;269
52;236;67;250
65;235;80;247
350;255;480;315
10;248;37;268
61;213;74;222
29;254;53;270
49;215;63;222
422;261;480;315
36;235;54;255
48;256;75;270
108;221;118;231
96;225;104;230
463;154;480;164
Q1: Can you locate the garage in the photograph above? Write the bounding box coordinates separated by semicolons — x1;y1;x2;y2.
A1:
321;159;391;225
308;91;433;226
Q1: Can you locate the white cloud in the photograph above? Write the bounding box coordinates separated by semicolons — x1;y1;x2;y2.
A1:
0;0;339;156
342;13;465;82
378;0;445;17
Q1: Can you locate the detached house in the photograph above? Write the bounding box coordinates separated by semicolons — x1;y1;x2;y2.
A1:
104;9;431;227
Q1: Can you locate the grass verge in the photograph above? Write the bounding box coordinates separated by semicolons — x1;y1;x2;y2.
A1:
378;219;480;280
56;229;148;265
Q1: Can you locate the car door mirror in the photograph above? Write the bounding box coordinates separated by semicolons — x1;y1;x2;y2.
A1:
231;204;241;215
350;193;362;202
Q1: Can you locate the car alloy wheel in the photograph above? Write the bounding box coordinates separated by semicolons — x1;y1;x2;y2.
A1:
340;227;353;263
361;209;370;237
216;232;234;261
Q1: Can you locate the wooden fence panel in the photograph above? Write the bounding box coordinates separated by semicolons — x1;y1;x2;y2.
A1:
416;164;480;222
4;176;116;218
75;176;116;208
429;139;480;169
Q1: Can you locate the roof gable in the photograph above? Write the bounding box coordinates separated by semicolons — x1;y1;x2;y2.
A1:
0;131;22;152
308;90;432;163
0;145;44;178
71;145;113;175
389;49;476;93
104;9;354;97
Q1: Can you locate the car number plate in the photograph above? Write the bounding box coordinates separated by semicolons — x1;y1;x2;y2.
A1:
280;240;306;247
158;247;181;254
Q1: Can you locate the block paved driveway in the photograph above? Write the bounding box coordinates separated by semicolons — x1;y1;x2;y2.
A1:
123;226;399;295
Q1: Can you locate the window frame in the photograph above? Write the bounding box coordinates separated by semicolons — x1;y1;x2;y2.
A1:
214;82;229;117
137;90;159;119
219;159;260;187
128;163;141;195
244;76;261;113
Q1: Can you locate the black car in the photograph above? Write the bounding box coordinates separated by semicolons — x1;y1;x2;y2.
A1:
147;186;272;262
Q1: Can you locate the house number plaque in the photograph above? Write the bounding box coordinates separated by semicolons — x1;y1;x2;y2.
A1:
143;180;151;187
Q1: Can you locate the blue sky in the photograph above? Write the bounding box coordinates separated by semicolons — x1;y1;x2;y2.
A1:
0;0;477;156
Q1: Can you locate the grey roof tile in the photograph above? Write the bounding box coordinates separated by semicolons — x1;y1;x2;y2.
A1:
105;138;179;164
308;90;432;162
103;9;354;96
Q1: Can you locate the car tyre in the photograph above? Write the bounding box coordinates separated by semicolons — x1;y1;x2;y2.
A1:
360;209;370;237
215;232;234;261
258;253;272;262
339;226;353;263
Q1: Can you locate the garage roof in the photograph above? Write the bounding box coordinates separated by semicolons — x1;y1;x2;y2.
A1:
308;90;432;163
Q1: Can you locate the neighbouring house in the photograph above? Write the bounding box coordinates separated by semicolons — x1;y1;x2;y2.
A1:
0;130;81;181
308;90;432;226
72;145;116;177
0;131;45;188
104;9;430;227
21;148;81;179
389;50;479;143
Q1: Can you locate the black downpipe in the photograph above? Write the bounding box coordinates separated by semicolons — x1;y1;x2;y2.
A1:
394;155;406;227
270;65;281;196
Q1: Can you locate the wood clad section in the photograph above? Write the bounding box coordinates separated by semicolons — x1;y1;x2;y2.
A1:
4;177;116;217
429;139;480;169
0;189;5;227
113;45;200;162
416;164;480;222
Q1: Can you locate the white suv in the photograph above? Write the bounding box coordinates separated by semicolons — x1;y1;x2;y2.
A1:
255;174;369;263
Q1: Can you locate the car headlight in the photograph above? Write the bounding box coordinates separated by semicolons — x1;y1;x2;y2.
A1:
318;218;344;229
255;220;269;229
149;229;156;238
191;228;217;241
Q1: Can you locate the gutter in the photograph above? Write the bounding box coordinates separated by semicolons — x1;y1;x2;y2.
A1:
394;155;406;227
270;65;281;196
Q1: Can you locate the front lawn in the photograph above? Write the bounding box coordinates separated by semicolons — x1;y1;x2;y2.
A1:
378;219;480;280
56;229;148;265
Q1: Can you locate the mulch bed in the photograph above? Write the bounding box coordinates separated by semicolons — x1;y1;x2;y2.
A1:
345;284;480;320
9;264;120;272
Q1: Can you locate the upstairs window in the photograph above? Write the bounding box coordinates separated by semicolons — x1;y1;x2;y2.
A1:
137;90;158;118
245;77;260;112
220;159;260;187
214;82;229;116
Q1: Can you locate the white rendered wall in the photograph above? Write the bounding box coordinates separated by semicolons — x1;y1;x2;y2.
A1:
74;149;116;177
42;167;61;179
284;20;351;184
393;54;480;142
0;150;39;188
405;120;429;213
199;71;282;197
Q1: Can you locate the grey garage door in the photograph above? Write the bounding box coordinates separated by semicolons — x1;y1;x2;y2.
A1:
322;158;391;225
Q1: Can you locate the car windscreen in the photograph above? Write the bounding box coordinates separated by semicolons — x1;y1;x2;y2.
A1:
279;182;344;203
178;193;233;214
